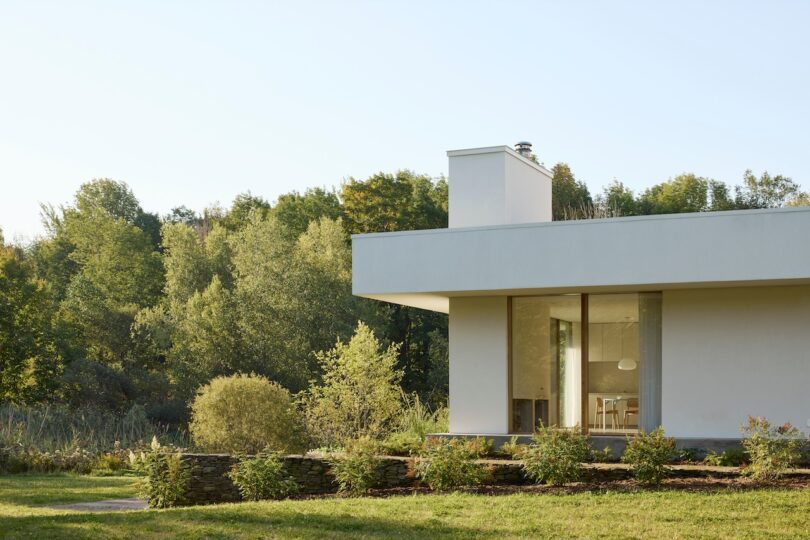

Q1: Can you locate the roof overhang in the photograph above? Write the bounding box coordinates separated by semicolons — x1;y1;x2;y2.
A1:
352;207;810;313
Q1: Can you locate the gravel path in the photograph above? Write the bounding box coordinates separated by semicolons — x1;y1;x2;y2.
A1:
48;498;148;512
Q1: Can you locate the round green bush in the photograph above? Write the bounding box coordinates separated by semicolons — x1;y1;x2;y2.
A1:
190;374;307;454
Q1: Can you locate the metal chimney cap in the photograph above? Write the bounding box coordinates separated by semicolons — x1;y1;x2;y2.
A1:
514;141;533;157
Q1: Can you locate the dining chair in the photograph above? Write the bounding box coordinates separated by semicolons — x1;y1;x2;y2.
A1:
623;397;639;429
595;396;619;430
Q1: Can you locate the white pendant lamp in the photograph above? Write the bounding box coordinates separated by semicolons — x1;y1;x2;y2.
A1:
618;358;637;371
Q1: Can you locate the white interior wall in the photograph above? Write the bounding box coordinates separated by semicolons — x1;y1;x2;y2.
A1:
448;296;509;434
662;285;810;438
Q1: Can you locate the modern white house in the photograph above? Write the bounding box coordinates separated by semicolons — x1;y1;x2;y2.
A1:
352;143;810;446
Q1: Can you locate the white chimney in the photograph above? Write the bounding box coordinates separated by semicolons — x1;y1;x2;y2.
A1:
447;144;552;228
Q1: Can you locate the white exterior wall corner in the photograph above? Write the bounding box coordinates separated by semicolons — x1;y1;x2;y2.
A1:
448;296;509;434
661;285;810;438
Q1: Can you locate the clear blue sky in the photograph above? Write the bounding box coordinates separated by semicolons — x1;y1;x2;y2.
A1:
2;1;808;241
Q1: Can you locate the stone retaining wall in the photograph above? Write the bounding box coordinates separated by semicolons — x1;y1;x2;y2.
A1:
180;453;417;506
178;453;759;506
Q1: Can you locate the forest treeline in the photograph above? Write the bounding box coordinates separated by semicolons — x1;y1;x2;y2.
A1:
0;164;806;423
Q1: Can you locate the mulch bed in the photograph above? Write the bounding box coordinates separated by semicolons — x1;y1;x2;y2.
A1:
292;476;810;500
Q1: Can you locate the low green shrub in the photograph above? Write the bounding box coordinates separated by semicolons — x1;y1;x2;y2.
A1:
465;437;494;458
674;447;701;463
415;439;486;491
703;447;748;467
381;431;424;457
90;452;130;475
499;436;527;460
139;439;191;509
228;453;299;501
741;416;803;481
330;437;381;496
592;446;614;463
522;426;591;486
621;427;676;485
190;373;308;454
381;395;448;456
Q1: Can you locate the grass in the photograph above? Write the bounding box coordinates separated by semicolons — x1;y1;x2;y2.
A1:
0;475;809;539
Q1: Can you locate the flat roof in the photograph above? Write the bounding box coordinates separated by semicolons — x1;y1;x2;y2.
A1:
352;206;810;312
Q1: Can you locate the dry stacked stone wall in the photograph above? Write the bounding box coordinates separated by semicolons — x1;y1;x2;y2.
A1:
177;453;750;506
180;454;418;506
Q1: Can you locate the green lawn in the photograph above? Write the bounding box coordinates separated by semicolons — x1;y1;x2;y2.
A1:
1;475;809;539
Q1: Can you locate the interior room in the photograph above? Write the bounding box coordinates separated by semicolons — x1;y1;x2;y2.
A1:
510;293;642;435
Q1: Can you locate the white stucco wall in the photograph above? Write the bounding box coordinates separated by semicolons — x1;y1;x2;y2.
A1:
662;285;810;438
448;296;509;434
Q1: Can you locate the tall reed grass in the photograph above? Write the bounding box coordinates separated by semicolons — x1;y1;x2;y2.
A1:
0;403;188;453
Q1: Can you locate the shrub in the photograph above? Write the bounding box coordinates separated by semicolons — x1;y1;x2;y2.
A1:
522;426;591;486
415;438;486;491
228;453;299;501
621;427;676;485
592;446;614;463
704;447;748;467
382;396;449;456
303;323;403;447
91;452;129;475
397;395;449;440
741;416;803;481
674;447;701;463
465;437;494;458
381;431;424;457
139;439;191;509
190;373;307;454
499;436;527;460
330;437;381;496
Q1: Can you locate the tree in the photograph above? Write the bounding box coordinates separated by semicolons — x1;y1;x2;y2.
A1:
341;171;448;400
708;180;737;211
168;276;242;398
60;211;164;366
735;170;801;209
229;214;357;391
599;180;637;217
161;223;213;306
637;174;710;214
271;187;343;240
0;242;63;403
787;192;810;208
551;163;592;220
164;205;199;226
303;322;403;446
220;192;271;231
341;171;447;234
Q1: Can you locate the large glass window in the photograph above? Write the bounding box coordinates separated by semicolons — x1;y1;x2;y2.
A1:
510;293;661;435
510;295;582;432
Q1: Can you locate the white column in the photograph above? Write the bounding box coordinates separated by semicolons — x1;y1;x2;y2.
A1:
448;296;509;434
